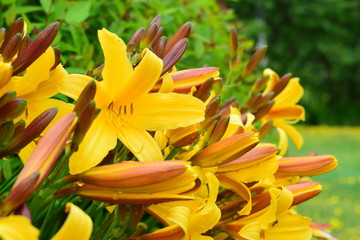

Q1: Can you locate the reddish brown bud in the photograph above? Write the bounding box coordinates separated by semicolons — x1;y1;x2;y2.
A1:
0;91;16;108
207;115;230;145
259;120;273;140
2;33;23;62
150;15;162;27
0;108;58;158
0;121;14;143
252;77;268;93
0;98;26;124
287;181;322;206
172;131;199;147
73;80;97;115
242;46;268;77
200;114;221;133
18;35;31;55
12;22;60;75
165;22;191;55
0;28;5;46
205;96;220;119
152;36;167;58
127;28;145;52
140;24;158;49
0;172;39;216
151;27;163;48
229;28;238;59
193;77;214;102
254;100;275;122
162;38;188;75
272;73;292;97
0;18;24;54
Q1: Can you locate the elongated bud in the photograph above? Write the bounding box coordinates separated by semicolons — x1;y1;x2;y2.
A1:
219;97;238;115
200;114;221;133
194;77;214;101
242;46;268;77
0;98;26;124
252;76;269;93
152;36;167;58
207;115;230;145
229;28;238;59
0;121;14;144
0;18;24;54
252;92;275;110
127;28;145;52
165;22;191;55
0;63;13;88
0;172;39;216
12;22;60;75
151;27;163;48
259;120;273;140
287;181;322;206
272;73;292;97
172;131;199;147
191;132;259;167
2;33;23;62
64;161;189;190
140;24;158;49
72;101;100;152
162;38;188;75
0;91;16;108
55;183;194;204
73;80;97;115
277;155;338;176
18;35;31;55
13;113;77;190
253;100;275;122
217;143;278;172
205;96;220;119
0;108;58;158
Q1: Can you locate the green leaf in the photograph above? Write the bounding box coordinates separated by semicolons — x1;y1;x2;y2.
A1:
40;0;53;14
65;1;92;25
15;5;43;14
5;4;16;26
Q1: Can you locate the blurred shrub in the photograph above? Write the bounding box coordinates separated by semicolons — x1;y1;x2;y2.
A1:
0;0;255;79
226;0;360;125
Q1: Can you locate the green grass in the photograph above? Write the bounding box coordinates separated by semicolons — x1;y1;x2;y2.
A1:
287;126;360;240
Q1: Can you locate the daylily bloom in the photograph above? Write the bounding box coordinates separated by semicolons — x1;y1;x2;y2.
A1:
261;69;305;155
0;203;92;240
61;28;205;174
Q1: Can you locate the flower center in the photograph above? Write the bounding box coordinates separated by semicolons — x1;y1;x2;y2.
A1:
106;101;134;127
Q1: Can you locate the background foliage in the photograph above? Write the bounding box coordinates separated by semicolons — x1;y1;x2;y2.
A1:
226;0;360;125
1;0;357;126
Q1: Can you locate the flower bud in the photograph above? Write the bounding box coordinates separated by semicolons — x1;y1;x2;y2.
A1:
259;120;273;140
242;46;268;78
254;100;275;122
0;121;14;144
0;18;24;54
277;155;338;176
2;33;23;62
207;115;230;145
162;38;188;75
252;76;269;93
193;77;214;102
12;22;60;75
229;28;238;60
287;181;322;206
0;98;26;124
272;73;292;97
127;28;145;52
165;22;191;55
152;36;167;58
191;132;259;168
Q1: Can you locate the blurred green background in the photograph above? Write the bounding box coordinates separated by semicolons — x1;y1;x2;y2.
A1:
1;0;359;239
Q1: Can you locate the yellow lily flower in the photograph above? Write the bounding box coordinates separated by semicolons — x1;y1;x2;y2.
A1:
0;203;92;240
61;28;205;174
0;47;72;124
0;215;39;240
262;69;305;155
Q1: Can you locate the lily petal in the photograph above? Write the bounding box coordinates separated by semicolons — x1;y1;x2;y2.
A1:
116;124;163;162
0;215;39;240
69;111;117;174
114;49;163;104
98;28;133;100
61;74;93;101
51;203;92;240
132;93;205;131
